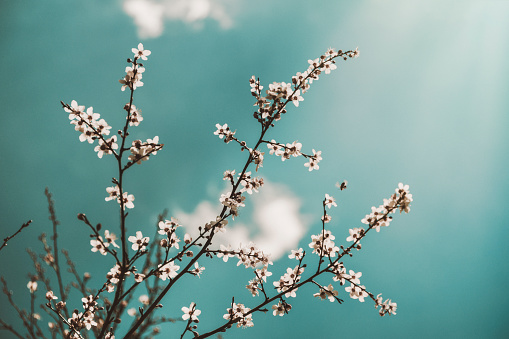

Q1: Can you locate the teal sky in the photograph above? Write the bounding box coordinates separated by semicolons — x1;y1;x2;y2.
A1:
1;1;508;338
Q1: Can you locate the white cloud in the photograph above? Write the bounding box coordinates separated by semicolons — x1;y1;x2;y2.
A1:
123;0;236;38
175;181;310;261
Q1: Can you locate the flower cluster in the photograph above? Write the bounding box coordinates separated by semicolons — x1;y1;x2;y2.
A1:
309;230;339;258
250;47;358;126
346;227;365;248
375;294;398;316
90;230;119;255
361;182;413;232
273;265;305;298
322;193;337;222
304;149;322;171
0;44;416;339
246;266;272;297
330;261;347;284
128;137;162;165
219;192;245;217
265;140;322;171
127;104;143;126
223;303;253;328
238;171;264;194
266;140;302;160
158;217;184;250
119;43;150;91
313;284;339;302
235;243;272;269
105;185;135;210
204;216;228;233
342;270;369;302
67;303;97;334
158;217;181;235
106;264;130;286
345;283;369;302
213;243;272;297
64;101;115;156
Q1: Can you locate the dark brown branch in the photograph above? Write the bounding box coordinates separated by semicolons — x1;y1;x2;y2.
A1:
44;188;70;319
0;219;32;253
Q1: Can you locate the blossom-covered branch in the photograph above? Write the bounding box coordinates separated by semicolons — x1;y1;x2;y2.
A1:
0;42;414;339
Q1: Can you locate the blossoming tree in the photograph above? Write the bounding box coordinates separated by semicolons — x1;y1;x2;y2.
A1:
0;43;412;339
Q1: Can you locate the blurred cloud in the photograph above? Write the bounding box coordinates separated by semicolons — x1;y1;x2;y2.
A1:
175;181;310;261
123;0;236;38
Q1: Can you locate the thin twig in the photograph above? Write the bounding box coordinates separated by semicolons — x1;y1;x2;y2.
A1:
44;188;70;320
0;220;33;252
0;318;25;339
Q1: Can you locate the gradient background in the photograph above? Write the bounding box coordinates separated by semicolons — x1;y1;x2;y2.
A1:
1;1;508;338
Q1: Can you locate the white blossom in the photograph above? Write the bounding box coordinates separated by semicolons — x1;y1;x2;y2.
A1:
182;302;201;321
128;231;149;251
272;301;291;316
132;43;151;60
157;262;180;281
313;284;339;302
27;281;37;293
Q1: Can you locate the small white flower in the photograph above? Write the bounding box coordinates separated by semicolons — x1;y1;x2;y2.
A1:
104;230;120;248
313;284;338;302
190;262;205;278
272;301;291;316
128;231;149;251
132;43;151;60
304;158;319;171
139;294;149;305
90;237;108;255
288;248;304;260
27;281;37;293
182;302;201;321
134;273;145;283
346;228;364;243
121;192;135;209
324;194;337;208
347;270;362;285
105;186;120;202
94;136;118;158
157;262;180;281
46;291;58;301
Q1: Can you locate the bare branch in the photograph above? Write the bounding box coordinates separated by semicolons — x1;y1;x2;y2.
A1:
0;219;33;253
